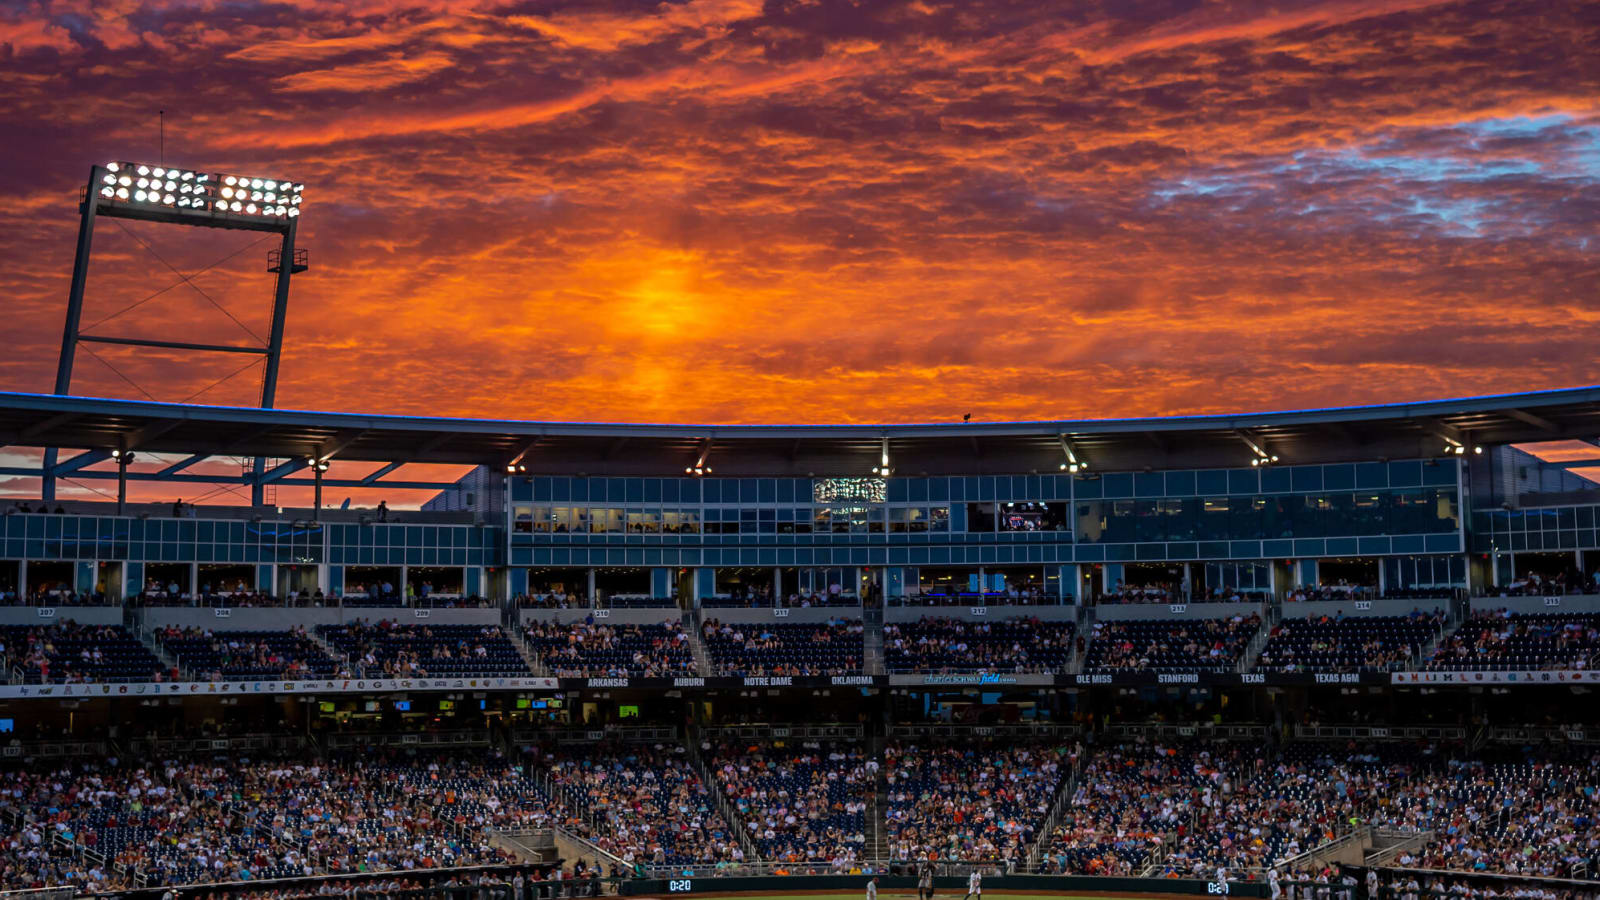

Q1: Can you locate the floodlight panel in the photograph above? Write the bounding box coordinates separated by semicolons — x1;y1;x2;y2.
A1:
94;161;305;224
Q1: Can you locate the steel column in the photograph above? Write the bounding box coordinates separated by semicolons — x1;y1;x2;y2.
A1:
253;219;298;505
45;166;102;502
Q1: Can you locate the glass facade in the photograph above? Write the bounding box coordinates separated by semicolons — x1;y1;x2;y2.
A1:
507;459;1464;567
1470;505;1600;554
0;515;501;567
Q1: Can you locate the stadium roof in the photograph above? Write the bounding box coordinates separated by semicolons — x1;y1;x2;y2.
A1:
1;387;1598;477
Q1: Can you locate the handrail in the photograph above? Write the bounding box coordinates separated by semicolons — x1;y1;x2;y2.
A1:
685;730;763;864
548;822;632;872
1026;752;1082;870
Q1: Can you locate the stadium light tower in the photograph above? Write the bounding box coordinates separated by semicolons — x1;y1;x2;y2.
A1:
47;161;308;504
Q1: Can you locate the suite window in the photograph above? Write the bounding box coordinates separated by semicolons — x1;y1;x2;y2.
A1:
928;506;950;532
591;508;623;534
549;507;580;533
513;506;534;533
966;503;997;532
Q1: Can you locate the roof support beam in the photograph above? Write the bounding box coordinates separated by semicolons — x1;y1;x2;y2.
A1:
603;436;630;459
125;418;186;451
504;439;542;473
361;461;404;485
1235;430;1277;465
686;436;714;475
415;432;454;454
313;428;369;462
218;424;279;453
20;412;79;442
256;458;308;485
51;449;111;476
1057;434;1088;472
1504;408;1560;433
0;467;456;491
158;454;209;476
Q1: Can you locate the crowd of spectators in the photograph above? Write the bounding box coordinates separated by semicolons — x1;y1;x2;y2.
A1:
884;740;1074;866
317;622;531;679
1084;614;1262;672
1490;572;1596;597
1372;871;1599;900
1098;583;1180;605
1256;611;1444;673
155;626;338;681
0;585;113;606
523;620;696;677
1196;588;1270;603
0;749;551;891
1;735;1595;891
0;621;169;683
1426;611;1600;671
706;740;871;868
894;586;1058;607
1284;583;1376;603
1367;748;1599;878
883;617;1077;673
540;744;743;869
1040;740;1221;876
517;593;590;610
1039;739;1599;881
701;619;863;676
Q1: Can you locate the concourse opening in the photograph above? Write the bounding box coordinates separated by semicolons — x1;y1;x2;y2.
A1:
525;567;587;602
984;565;1050;602
198;563;256;598
343;565;401;603
1509;550;1581;592
906;566;980;603
27;560;73;602
713;567;773;604
675;567;695;606
406;565;465;600
1121;563;1185;600
277;564;320;599
1317;557;1379;589
92;561;123;601
593;567;651;603
0;560;19;601
142;562;191;600
1194;561;1271;601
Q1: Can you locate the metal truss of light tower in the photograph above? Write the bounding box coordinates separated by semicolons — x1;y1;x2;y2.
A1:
48;161;309;505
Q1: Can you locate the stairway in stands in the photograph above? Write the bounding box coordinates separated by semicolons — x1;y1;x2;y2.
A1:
306;628;346;674
508;626;551;677
683;610;715;676
1237;602;1280;673
862;606;884;675
866;721;889;865
686;728;762;863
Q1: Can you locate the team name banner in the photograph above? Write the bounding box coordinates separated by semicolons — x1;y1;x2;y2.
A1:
1390;670;1596;685
0;675;560;699
3;669;1586;699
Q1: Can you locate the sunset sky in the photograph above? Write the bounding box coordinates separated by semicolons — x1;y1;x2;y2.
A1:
2;0;1599;504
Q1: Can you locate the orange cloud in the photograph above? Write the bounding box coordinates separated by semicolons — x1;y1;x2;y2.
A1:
0;0;1595;452
275;51;456;92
